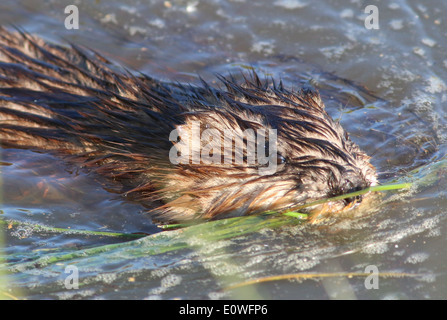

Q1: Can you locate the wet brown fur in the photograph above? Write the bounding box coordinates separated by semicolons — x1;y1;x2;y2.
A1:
0;27;377;222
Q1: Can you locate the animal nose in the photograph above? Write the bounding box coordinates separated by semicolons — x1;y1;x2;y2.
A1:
343;185;364;205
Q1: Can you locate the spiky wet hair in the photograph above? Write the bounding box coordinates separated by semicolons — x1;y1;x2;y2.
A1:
0;27;377;222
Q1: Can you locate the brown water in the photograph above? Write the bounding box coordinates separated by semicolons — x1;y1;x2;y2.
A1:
0;0;446;299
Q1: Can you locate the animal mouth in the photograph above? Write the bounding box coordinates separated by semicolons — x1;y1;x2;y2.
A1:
282;182;377;224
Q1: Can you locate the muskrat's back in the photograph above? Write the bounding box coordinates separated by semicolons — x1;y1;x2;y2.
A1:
0;27;377;222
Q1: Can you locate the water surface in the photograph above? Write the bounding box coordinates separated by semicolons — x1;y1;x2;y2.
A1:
0;0;446;299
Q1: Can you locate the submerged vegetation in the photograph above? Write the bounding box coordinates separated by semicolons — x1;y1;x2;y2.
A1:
0;157;444;298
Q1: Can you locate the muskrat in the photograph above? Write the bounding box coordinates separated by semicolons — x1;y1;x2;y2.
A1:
0;27;377;222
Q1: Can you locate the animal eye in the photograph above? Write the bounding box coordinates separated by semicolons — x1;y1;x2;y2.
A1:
277;154;286;164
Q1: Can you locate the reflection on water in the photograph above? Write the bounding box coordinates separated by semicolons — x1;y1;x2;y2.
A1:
0;0;446;299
